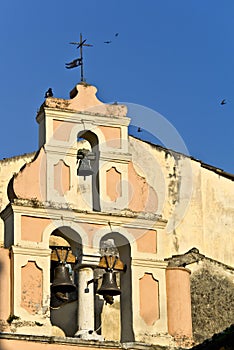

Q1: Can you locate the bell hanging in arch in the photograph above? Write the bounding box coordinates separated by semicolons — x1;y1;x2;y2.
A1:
77;157;94;177
97;271;121;299
51;263;76;294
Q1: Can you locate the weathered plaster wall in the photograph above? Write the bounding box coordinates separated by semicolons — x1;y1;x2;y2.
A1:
130;137;234;266
21;261;43;314
166;267;192;339
0;337;120;350
0;248;10;332
0;153;35;244
13;148;46;202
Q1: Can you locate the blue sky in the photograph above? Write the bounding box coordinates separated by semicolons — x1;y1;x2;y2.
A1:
0;1;234;173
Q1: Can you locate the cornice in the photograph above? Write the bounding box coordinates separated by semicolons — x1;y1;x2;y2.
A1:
132;258;168;269
11;245;51;257
5;200;167;230
0;333;162;350
39;107;131;127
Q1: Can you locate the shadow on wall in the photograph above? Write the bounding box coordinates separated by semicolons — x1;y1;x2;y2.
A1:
50;300;78;337
49;227;82;336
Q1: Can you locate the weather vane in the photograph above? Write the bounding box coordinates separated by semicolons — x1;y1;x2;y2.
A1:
66;33;93;82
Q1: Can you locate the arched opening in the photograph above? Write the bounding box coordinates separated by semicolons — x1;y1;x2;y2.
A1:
97;232;134;342
49;227;82;337
77;130;100;212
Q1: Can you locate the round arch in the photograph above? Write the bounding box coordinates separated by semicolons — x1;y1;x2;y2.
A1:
92;225;137;253
42;220;89;249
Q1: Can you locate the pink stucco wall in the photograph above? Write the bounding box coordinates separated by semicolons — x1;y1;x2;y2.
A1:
128;162;158;212
54;160;70;196
21;216;52;242
166;267;193;338
0;338;120;350
13;148;46;201
21;261;43;314
136;230;157;253
98;126;121;148
0;248;11;332
106;167;121;202
139;273;159;325
53;120;75;142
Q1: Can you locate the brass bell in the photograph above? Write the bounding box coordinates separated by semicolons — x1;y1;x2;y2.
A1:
97;271;121;298
77;158;94;177
51;264;76;293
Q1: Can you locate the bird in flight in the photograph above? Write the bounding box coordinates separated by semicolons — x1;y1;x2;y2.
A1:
44;88;53;98
65;58;82;69
220;99;227;105
104;33;119;44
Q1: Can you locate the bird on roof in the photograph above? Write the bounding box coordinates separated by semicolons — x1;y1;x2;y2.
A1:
137;127;142;132
65;58;82;69
44;88;53;98
220;99;227;105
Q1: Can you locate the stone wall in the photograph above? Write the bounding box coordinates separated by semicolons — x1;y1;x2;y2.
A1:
190;261;234;343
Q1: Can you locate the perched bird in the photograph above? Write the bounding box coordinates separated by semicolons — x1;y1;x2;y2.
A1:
220;99;227;105
44;88;53;98
137;127;142;132
104;40;112;44
65;58;82;69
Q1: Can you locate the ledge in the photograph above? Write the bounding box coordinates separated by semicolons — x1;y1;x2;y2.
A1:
0;333;168;350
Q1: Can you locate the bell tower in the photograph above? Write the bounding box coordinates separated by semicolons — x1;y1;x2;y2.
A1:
3;79;176;344
36;82;131;213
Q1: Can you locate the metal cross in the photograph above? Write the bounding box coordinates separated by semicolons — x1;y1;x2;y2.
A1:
69;33;93;82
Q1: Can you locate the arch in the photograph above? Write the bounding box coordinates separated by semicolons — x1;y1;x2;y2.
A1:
69;123;106;149
99;231;134;342
49;227;81;337
77;130;100;212
42;220;89;250
92;225;137;253
49;226;83;260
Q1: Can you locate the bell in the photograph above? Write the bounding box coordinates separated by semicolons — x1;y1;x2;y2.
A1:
77;158;94;176
97;271;121;297
51;264;76;293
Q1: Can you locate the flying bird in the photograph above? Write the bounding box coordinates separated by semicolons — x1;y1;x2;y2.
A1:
104;33;119;44
65;58;82;69
44;88;53;98
220;99;227;105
